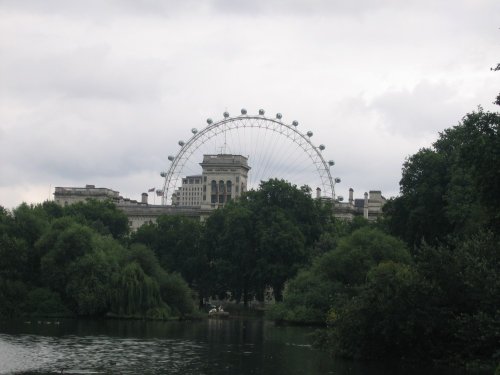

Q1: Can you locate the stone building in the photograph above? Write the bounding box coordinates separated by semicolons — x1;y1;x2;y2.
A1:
200;154;250;209
53;185;119;206
53;155;385;230
172;154;250;209
333;188;387;221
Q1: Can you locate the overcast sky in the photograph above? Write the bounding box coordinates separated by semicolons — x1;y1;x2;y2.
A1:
1;0;499;209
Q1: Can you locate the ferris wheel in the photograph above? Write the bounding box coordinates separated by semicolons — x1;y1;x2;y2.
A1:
159;109;340;205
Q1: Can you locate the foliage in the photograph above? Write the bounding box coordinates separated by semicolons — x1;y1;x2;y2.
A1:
384;108;500;247
63;199;129;239
0;277;28;318
110;262;163;316
329;107;500;364
326;262;438;359
24;288;70;316
131;215;207;301
201;179;330;305
0;201;195;319
270;227;411;325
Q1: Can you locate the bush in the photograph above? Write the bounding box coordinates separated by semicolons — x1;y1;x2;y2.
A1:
24;288;71;317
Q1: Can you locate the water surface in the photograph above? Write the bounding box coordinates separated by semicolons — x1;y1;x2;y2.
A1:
0;318;465;375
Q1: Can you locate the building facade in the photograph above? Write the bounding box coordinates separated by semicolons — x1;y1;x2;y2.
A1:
333;189;387;221
54;185;120;206
53;155;386;230
172;154;250;209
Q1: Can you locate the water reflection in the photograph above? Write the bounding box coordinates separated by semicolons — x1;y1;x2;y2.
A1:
0;319;465;375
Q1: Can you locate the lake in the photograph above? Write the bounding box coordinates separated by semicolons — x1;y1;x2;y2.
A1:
0;318;466;375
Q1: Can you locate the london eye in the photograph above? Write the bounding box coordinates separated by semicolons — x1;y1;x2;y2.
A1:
159;109;340;205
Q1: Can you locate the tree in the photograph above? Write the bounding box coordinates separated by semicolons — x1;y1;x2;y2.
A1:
383;149;451;247
384;108;500;246
63;199;129;239
270;227;411;324
214;204;257;306
131;215;207;305
255;209;306;301
327;261;439;360
40;222;95;298
243;179;329;247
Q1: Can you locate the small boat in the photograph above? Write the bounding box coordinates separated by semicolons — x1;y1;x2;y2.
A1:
208;306;229;318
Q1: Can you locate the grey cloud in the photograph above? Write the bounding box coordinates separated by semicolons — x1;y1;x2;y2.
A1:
367;81;482;137
2;0;498;20
1;45;168;102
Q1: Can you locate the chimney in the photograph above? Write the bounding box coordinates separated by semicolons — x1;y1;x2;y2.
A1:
363;192;369;219
349;188;354;204
316;187;321;199
141;193;148;204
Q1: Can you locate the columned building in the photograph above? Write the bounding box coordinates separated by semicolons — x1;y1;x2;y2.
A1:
172;154;250;209
53;155;385;230
200;154;250;209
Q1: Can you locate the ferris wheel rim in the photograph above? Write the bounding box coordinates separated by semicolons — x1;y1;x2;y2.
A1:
161;114;336;205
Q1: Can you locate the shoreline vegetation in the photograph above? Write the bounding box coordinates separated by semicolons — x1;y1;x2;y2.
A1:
1;108;499;374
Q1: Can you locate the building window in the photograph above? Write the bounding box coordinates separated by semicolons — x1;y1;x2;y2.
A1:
236;176;240;183
211;180;217;194
211;195;217;204
204;176;207;182
226;180;232;193
219;180;225;193
235;185;239;193
219;195;224;203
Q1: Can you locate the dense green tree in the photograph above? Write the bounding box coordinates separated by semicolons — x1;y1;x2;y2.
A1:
0;200;195;319
270;227;411;324
110;262;164;317
63;199;129;239
124;243;196;315
23;288;69;316
255;209;306;301
318;227;411;286
0;234;28;280
66;251;115;315
0;277;28;318
40;222;94;297
383;149;451;247
131;215;208;305
244;179;330;247
384;109;500;247
11;203;50;247
327;261;439;359
215;204;257;305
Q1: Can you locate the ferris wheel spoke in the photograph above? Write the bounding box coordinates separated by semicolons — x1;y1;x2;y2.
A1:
161;112;336;205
